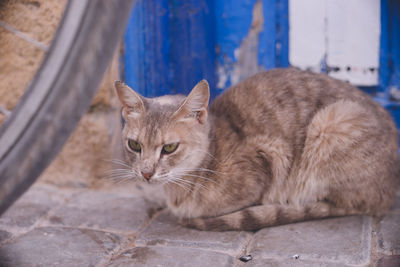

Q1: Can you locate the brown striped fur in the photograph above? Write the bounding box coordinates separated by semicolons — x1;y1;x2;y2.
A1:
115;68;400;231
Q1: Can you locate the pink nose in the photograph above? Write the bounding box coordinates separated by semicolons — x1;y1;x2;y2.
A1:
141;171;154;180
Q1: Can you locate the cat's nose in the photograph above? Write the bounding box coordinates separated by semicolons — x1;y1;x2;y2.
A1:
141;171;154;180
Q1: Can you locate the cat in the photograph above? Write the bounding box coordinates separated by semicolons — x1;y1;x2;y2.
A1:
114;68;399;231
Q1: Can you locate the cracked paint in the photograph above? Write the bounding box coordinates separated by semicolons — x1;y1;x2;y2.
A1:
216;0;265;89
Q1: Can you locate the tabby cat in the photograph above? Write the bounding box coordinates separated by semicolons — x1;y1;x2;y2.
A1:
114;68;399;231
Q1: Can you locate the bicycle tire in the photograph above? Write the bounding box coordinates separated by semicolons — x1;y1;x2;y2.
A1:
0;0;135;215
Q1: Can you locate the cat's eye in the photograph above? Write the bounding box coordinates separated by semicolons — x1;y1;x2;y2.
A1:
127;140;141;152
162;143;179;154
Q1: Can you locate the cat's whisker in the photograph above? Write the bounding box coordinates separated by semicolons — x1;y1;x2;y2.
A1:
103;174;135;182
171;176;211;191
102;166;140;183
172;177;197;186
114;177;135;185
172;171;218;184
102;158;132;169
163;174;197;191
181;174;216;182
166;178;192;192
104;169;131;174
174;167;226;175
102;171;138;179
192;149;217;160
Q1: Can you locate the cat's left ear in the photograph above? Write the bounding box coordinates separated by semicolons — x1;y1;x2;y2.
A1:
173;80;210;124
114;81;145;117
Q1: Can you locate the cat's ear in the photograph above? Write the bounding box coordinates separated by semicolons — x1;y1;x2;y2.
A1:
114;81;145;116
174;80;210;124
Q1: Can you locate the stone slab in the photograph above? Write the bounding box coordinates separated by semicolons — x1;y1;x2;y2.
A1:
47;191;149;233
109;246;234;267
376;255;400;267
0;227;121;266
377;213;400;255
0;185;63;229
0;230;12;243
246;258;350;267
136;211;250;255
249;216;371;265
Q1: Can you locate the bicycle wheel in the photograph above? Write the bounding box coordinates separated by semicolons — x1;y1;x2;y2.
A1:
0;0;135;215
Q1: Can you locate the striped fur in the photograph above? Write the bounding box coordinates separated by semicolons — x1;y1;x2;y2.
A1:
180;202;352;231
115;68;400;231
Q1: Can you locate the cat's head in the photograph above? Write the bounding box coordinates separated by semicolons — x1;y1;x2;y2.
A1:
115;81;210;184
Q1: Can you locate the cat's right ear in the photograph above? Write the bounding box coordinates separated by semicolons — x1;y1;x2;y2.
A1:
114;81;145;117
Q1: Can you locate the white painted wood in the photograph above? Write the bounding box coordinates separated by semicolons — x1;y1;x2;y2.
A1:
289;0;380;86
326;0;380;85
289;0;326;72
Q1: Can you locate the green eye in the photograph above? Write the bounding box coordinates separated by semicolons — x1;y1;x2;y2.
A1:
162;143;179;154
127;140;141;152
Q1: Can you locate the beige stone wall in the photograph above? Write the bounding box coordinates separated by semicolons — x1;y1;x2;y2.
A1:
0;0;122;188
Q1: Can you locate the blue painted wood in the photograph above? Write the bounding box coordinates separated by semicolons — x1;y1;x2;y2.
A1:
258;0;277;70
124;0;290;96
124;0;216;98
124;0;171;97
379;0;400;93
215;0;289;90
377;0;400;129
390;0;400;89
276;0;289;67
379;0;391;96
169;0;216;97
258;0;289;69
214;0;257;90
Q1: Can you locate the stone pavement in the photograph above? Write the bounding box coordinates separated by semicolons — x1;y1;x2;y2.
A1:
0;183;398;267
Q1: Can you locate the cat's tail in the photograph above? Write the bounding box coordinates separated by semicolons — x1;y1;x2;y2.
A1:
180;202;360;231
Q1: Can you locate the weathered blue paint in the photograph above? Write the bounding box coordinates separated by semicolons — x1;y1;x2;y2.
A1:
215;0;289;90
124;0;290;96
214;0;257;90
258;0;277;70
170;0;216;97
258;0;289;69
276;0;289;67
124;0;171;97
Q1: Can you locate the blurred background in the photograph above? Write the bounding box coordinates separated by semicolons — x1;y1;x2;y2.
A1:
0;0;399;188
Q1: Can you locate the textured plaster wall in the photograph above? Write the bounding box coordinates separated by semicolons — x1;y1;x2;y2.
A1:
0;0;122;188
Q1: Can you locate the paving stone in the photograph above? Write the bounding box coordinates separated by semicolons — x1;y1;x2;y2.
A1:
249;216;371;265
0;230;12;243
0;227;121;266
136;211;250;255
109;246;234;267
0;185;63;229
376;255;400;267
47;191;149;233
377;213;400;255
247;258;349;267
